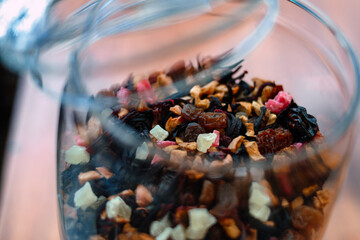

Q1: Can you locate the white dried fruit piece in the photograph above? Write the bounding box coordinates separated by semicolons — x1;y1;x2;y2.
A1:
106;196;131;220
249;182;271;222
135;185;153;207
171;224;186;240
74;182;98;210
228;136;245;153
150;214;171;237
243;140;266;161
266;113;277;126
197;133;217;153
78;171;102;185
150;125;169;141
156;227;172;240
65;145;90;165
135;142;149;160
252;101;262;116
186;208;217;240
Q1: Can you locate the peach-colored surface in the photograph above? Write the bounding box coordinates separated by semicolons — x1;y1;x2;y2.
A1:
1;0;360;239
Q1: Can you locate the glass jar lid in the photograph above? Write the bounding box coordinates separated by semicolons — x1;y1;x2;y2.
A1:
0;0;279;101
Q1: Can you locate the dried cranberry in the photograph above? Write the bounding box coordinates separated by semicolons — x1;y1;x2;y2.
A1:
181;104;204;122
198;112;227;130
220;135;232;147
184;123;206;142
257;128;293;154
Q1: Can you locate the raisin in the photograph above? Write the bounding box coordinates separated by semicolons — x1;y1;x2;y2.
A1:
291;206;323;231
181;104;204;122
257;128;293;154
184;123;206;142
198;112;227;130
279;229;305;240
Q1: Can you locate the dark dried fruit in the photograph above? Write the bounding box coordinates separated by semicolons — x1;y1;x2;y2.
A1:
225;114;246;139
253;106;268;132
184;123;206;142
291;205;323;231
278;106;319;143
151;100;175;127
257;128;293;154
198;112;227;130
181;104;204;122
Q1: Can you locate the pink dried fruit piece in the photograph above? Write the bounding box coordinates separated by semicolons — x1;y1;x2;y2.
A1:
117;87;131;106
136;79;157;104
156;140;177;148
265;91;292;114
212;130;220;147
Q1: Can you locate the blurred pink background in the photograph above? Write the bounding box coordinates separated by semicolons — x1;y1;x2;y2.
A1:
1;0;360;239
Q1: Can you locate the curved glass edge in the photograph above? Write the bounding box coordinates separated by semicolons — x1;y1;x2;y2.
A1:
288;0;360;149
58;0;360;168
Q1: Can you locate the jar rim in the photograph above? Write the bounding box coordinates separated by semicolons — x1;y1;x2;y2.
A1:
58;0;360;169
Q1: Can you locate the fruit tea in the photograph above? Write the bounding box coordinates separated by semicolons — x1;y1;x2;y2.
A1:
60;55;333;240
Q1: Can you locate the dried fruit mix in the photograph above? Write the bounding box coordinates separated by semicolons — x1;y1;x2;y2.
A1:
60;55;333;240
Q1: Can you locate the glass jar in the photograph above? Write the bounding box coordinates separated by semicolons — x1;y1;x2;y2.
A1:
56;0;359;240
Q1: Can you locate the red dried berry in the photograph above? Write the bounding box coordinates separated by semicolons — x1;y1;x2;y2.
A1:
257;128;294;154
198;112;227;130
